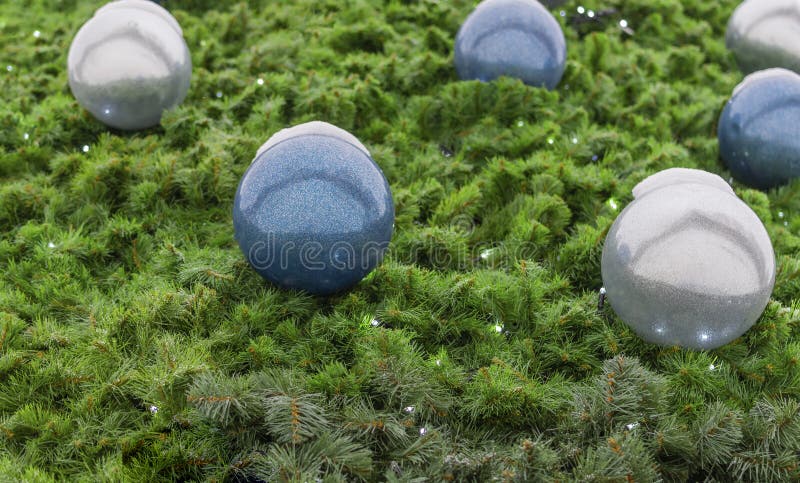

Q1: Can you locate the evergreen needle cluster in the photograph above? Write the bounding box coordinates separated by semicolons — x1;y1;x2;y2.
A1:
1;0;800;481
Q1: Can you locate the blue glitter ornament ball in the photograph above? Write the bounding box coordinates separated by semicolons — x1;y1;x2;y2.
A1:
233;122;394;295
718;68;800;189
454;0;567;90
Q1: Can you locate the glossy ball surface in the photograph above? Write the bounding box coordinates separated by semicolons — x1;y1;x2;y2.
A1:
726;0;800;75
718;68;800;189
601;168;775;350
233;122;394;295
454;0;566;90
67;0;192;130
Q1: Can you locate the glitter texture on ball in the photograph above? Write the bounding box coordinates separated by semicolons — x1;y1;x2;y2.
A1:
67;0;192;131
233;122;395;295
726;0;800;75
454;0;567;90
718;68;800;190
601;168;775;350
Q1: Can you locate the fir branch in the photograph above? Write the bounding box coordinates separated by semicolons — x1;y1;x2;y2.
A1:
187;372;260;427
249;432;372;482
693;401;744;470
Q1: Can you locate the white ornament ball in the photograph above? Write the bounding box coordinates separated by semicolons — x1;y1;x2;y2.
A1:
725;0;800;75
67;0;192;130
601;168;775;350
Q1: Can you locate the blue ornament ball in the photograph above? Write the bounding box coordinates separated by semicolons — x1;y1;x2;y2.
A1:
454;0;567;90
233;122;395;295
718;68;800;189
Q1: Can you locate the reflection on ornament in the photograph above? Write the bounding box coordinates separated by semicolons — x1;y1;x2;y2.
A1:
718;68;800;189
726;0;800;75
454;0;567;90
67;0;191;130
601;168;775;350
233;122;394;295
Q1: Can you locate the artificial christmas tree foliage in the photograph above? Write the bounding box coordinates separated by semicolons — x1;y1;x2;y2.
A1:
1;0;799;481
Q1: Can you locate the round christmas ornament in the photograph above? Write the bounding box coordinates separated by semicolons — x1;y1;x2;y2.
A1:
726;0;800;75
601;168;775;350
454;0;567;90
233;122;394;295
67;0;192;131
718;68;800;189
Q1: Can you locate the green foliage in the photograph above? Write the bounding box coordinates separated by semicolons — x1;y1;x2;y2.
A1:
0;0;799;480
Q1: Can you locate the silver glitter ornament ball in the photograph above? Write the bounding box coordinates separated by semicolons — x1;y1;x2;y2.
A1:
67;0;192;131
726;0;800;75
601;168;775;350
